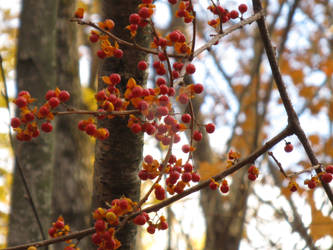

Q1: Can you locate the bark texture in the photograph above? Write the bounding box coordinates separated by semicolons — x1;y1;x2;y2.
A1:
8;0;58;246
92;1;151;249
52;0;93;249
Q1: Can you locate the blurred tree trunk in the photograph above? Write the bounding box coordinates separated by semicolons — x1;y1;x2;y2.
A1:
7;0;58;246
52;0;93;249
91;0;151;249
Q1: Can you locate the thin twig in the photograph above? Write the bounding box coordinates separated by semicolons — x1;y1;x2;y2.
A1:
267;151;288;178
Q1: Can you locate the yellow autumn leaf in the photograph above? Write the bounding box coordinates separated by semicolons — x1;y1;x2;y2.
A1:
308;134;320;146
198;161;224;181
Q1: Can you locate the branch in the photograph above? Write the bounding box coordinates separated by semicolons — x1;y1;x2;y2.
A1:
251;0;333;206
5;125;292;250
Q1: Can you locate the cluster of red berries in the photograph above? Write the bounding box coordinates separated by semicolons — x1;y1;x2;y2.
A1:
48;216;78;250
78;118;110;140
209;178;230;194
139;154;200;196
207;3;248;28
11;89;70;141
172;0;194;23
91;198;136;249
289;165;332;192
248;165;259;181
133;213;168;234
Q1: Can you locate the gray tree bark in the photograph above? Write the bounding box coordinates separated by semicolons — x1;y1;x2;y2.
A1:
52;0;94;249
8;0;58;246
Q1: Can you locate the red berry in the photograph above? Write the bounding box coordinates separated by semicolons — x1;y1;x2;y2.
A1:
110;73;121;85
18;90;30;98
147;225;156;234
307;180;317;189
154;186;166;200
45;90;56;100
159;221;168;230
133;214;147;225
97;50;106;59
326;165;333;174
119;199;129;210
86;123;97;136
229;10;239;19
48;227;56;237
131;123;142;134
159;95;169;106
209;180;218;190
91;233;102;245
284;142;293;153
138;170;149;180
172;70;180;79
321;173;332;184
185;63;196;74
181;113;191;123
238;4;248;14
24;112;35;122
48;97;60;108
156;78;166;86
220;184;229;193
169;31;180;42
182;144;190;153
181;172;192;182
156;67;166;75
78;120;86;131
158;52;166;61
15;96;28;108
248;173;257;181
11;117;21;128
156;106;169;117
205;123;215;133
144;155;153;164
94;219;105;232
129;13;141;24
59;90;70;102
137;60;148;71
114;48;123;58
158;37;167;47
178;93;189;104
132;86;143;97
168;87;176;96
191;172;200;182
183;163;193;172
55;220;64;229
169;171;180;184
41;122;53;133
193;83;204;94
89;33;99;43
193;130;202;141
139;7;150;19
159;85;169;95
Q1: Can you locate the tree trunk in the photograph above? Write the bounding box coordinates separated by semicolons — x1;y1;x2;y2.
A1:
7;0;58;246
92;0;151;249
52;0;93;249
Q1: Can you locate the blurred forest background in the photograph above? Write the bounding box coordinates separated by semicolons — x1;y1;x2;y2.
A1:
0;0;333;249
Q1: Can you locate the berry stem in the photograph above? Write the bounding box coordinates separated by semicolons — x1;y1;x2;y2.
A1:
268;151;288;178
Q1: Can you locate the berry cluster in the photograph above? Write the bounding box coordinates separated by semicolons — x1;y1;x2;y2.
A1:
91;198;136;249
133;213;168;234
209;178;230;194
48;217;78;250
11;88;70;141
139;155;200;197
304;166;333;190
207;3;248;29
126;1;154;37
248;165;259;181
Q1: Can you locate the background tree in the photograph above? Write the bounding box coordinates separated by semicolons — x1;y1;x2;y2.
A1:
7;0;58;245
